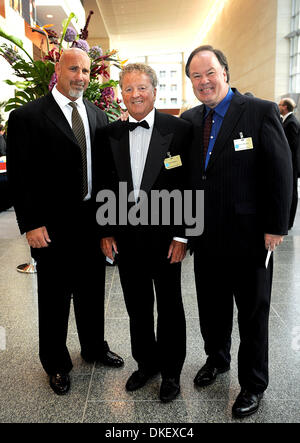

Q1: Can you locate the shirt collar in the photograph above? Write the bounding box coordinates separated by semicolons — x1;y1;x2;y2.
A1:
128;107;155;128
282;111;293;123
205;87;234;118
52;85;84;109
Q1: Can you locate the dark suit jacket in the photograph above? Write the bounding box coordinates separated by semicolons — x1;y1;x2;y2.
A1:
94;110;192;246
282;113;300;177
181;89;293;259
7;93;108;240
0;134;6;156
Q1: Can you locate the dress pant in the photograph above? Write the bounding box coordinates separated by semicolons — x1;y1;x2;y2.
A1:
117;232;186;379
193;250;273;394
289;172;298;229
33;201;106;375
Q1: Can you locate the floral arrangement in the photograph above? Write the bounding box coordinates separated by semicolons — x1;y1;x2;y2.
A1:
0;11;124;121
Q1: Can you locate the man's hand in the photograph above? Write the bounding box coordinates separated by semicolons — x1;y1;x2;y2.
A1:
167;240;187;264
26;226;51;249
264;233;284;251
120;109;129;121
100;236;118;261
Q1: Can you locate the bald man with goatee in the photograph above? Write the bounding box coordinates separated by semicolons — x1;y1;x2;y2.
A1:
7;48;123;395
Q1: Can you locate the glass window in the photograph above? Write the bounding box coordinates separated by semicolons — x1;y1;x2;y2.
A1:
289;0;300;92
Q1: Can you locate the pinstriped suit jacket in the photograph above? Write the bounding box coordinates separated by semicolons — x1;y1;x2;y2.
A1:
181;89;293;259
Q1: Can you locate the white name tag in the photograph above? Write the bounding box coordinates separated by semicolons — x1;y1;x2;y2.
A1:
234;137;253;151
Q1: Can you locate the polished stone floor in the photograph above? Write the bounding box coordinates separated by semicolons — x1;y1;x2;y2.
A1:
0;205;300;424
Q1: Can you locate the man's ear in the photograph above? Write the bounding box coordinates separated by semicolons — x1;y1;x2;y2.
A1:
54;62;60;77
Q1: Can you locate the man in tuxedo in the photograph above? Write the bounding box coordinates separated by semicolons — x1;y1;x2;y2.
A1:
7;48;123;395
278;97;300;229
181;45;292;417
96;63;191;402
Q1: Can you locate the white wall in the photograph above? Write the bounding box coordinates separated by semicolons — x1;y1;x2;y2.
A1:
0;5;34;121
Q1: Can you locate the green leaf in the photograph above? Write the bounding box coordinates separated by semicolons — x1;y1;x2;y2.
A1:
0;27;24;48
4;103;19;112
0;27;33;62
4;79;28;89
59;12;77;53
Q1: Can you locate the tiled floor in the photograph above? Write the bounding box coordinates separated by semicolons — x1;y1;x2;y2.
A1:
0;205;300;423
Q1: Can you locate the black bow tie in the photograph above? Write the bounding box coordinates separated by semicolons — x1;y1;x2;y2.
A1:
127;120;150;131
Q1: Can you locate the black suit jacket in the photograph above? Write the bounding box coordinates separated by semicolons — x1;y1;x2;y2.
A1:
282;113;300;177
181;89;293;259
94;110;192;245
7;93;108;238
0;134;6;156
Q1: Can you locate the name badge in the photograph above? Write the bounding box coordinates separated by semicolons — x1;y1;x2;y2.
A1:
164;154;182;169
234;134;253;151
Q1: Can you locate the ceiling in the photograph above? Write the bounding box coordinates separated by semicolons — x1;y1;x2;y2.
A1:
91;0;216;57
35;0;227;58
36;5;80;34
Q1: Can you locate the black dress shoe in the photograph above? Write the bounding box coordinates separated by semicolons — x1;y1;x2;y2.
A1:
49;373;70;395
160;378;180;403
194;362;230;387
232;389;263;418
99;349;124;367
81;341;124;367
126;370;158;391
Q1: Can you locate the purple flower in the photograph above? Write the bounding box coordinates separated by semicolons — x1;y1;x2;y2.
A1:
101;87;114;99
89;46;103;60
48;72;57;91
64;27;77;43
72;39;90;52
0;43;20;64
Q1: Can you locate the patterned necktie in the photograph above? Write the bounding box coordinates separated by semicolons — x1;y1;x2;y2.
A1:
203;109;214;162
69;102;88;199
127;120;150;131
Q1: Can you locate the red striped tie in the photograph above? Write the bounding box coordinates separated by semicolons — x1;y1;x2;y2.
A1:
203;109;214;162
69;102;88;199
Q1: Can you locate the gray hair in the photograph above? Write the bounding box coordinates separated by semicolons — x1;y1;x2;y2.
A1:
119;63;158;89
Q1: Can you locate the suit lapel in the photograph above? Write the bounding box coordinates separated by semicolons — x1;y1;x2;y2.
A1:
42;94;78;146
206;93;246;171
190;106;205;171
84;99;97;143
109;125;134;195
140;112;173;196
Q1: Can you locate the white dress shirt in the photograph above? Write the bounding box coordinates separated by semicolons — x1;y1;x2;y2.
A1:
128;108;186;244
52;85;92;200
129;108;155;201
282;111;293;123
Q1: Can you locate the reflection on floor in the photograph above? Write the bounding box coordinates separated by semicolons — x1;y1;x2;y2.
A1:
0;206;300;423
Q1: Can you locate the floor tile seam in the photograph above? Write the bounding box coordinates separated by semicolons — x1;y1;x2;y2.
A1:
83;397;300;407
81;362;96;423
105;266;117;318
84;399;300;405
270;306;280;318
270;306;289;327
